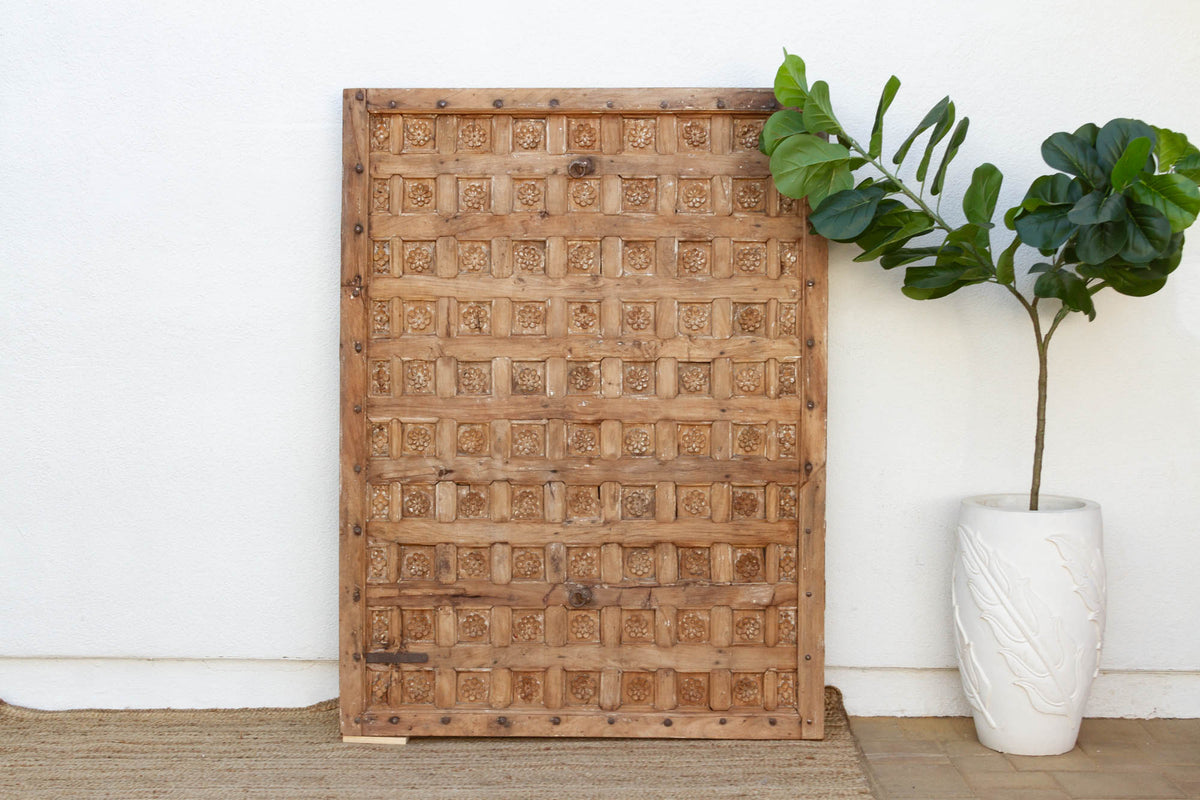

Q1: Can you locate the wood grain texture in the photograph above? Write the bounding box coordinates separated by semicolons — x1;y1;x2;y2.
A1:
340;88;370;737
340;89;826;740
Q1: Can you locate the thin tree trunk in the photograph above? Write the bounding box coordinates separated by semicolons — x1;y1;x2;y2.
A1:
1030;340;1048;511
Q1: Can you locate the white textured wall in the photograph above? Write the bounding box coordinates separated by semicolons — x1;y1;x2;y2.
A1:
2;0;1198;715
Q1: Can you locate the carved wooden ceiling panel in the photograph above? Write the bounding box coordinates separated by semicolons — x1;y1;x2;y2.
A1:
340;89;827;740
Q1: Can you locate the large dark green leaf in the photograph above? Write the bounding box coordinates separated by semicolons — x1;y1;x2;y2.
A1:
1095;118;1157;173
869;76;901;159
915;102;955;182
774;52;808;107
759;110;807;156
1021;174;1084;212
853;210;935;262
1110;136;1153;190
1034;269;1095;319
901;283;972;300
1082;236;1182;296
1076;220;1128;264
995;235;1021;284
1128;173;1200;233
1153;127;1190;170
810;187;886;241
803;80;841;135
879;246;940;269
893;95;951;165
904;263;992;289
963;163;1003;226
1015;205;1076;251
1068;191;1126;225
1118;202;1172;263
931;117;970;195
769;134;852;206
1073;123;1100;146
1041;131;1107;189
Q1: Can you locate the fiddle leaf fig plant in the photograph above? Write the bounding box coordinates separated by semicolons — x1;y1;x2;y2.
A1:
764;52;1200;510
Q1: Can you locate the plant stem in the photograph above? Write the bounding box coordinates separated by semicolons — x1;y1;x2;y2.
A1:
840;134;955;232
1029;306;1070;511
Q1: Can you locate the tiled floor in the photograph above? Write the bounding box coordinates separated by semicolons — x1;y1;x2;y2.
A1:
851;716;1200;800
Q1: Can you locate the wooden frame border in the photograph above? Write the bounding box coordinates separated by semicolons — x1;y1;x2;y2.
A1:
339;88;827;739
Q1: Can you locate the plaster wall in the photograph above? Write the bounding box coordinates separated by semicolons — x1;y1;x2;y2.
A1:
2;0;1198;715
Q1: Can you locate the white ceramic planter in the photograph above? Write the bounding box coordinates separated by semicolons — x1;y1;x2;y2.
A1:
951;494;1105;755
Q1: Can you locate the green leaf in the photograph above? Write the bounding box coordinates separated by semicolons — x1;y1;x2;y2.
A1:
1004;204;1021;230
1073;123;1100;146
774;51;808;107
1110;136;1153;191
1034;269;1095;320
869;76;901;159
759;110;807;156
1118;202;1172;263
1076;220;1128;264
1127;172;1200;233
1083;236;1181;297
848;201;927;260
1015;205;1077;251
1021;174;1084;212
901;283;969;300
931;117;970;195
893;95;951;165
904;263;992;289
995;235;1021;284
1175;148;1200;182
879;246;940;269
1153;127;1190;170
963;163;1003;226
1068;191;1126;225
802;80;841;135
915;102;955;183
769;134;852;204
1095;118;1157;173
809;187;886;241
1041;131;1107;189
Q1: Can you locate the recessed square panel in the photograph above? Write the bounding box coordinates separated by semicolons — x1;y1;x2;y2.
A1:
567;117;601;152
512;118;547;152
513;178;546;213
677;241;712;277
512;240;547;274
566;239;601;275
621;240;655;275
403;179;436;213
457;117;492;151
457;241;492;275
457;178;492;212
621;177;657;213
402;241;435;275
677;117;711;151
512;301;547;335
622;117;657;152
510;422;546;458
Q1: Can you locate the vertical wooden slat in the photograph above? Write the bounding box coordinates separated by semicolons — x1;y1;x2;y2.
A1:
339;88;370;737
799;212;828;739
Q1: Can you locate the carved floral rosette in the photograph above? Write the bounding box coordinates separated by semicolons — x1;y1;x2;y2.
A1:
952;494;1105;756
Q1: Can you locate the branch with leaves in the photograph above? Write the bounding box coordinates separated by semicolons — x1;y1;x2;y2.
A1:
763;52;1200;509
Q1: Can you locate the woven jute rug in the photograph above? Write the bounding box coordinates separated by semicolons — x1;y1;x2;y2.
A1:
0;687;875;799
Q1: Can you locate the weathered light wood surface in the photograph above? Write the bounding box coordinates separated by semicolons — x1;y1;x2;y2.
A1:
340;89;827;740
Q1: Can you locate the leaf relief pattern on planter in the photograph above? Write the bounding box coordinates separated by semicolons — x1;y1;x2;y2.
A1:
955;525;1094;721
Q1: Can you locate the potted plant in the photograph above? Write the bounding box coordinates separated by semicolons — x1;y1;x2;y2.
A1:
762;52;1199;755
